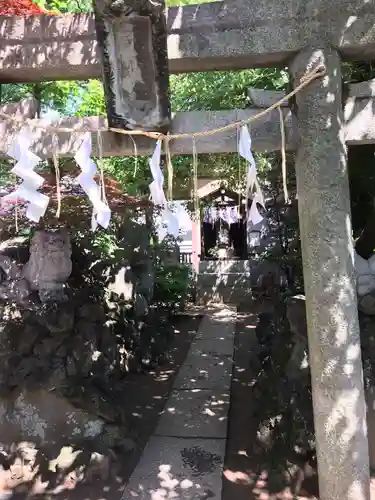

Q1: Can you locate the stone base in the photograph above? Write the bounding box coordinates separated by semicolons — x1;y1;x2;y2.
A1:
198;260;251;275
196;262;253;305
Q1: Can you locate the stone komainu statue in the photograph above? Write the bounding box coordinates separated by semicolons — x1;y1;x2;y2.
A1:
22;230;72;302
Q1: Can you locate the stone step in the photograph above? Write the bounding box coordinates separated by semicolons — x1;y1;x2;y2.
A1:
196;271;253;306
197;273;251;288
199;260;251;274
196;284;253;305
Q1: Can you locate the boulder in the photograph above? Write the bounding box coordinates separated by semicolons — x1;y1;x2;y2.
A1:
358;291;375;315
358;276;375;297
355;251;371;276
0;255;21;280
0;278;30;303
0;389;104;448
0;255;30;303
369;254;375;275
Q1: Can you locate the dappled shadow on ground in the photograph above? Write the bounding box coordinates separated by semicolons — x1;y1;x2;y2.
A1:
0;314;202;500
224;303;375;500
223;307;319;500
123;437;226;499
223;306;318;500
122;306;235;499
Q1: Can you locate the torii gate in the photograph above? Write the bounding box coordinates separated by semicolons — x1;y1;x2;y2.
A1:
1;1;375;499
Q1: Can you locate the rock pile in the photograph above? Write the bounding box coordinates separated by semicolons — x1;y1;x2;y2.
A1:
0;221;168;489
0;295;143;493
0;298;136;447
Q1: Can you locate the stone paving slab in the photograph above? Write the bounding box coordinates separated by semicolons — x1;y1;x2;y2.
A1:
173;352;232;390
123;307;237;500
189;337;234;356
122;436;226;500
155;388;230;438
172;310;235;391
183;304;237;318
194;321;235;342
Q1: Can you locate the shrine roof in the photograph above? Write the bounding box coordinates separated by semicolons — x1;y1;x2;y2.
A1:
199;185;242;203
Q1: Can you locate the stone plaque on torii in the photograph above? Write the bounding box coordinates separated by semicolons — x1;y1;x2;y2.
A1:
1;0;375;498
93;0;170;132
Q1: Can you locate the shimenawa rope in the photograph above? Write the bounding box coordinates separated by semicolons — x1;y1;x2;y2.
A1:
0;65;325;142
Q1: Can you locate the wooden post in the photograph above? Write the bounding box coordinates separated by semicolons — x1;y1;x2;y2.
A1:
290;47;370;500
191;216;201;274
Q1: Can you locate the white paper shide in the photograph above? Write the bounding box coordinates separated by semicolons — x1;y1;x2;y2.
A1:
2;132;49;222
239;125;265;225
75;133;111;231
149;140;179;240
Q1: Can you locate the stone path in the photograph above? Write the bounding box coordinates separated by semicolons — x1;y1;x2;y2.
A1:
121;306;236;500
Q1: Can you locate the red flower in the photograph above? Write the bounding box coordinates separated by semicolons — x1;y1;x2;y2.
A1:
0;0;54;15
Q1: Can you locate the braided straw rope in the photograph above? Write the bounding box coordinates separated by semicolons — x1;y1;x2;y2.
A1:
3;64;325;229
0;65;325;142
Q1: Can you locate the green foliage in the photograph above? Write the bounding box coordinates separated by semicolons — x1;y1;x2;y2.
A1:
75;80;106;116
40;81;86;115
86;231;120;258
0;84;33;104
35;0;92;12
170;69;288;112
154;263;192;310
152;237;193;310
99;157;151;196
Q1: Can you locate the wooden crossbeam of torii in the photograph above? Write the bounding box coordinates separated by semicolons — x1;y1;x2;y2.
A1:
1;2;375;499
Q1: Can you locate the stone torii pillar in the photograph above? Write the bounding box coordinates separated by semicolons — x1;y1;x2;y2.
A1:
290;48;370;500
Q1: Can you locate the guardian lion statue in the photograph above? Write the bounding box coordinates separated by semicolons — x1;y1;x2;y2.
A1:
22;230;72;302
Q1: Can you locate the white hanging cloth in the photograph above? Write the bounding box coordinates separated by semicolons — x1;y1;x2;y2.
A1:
238;125;265;224
75;133;111;231
149;140;179;239
2;132;49;222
